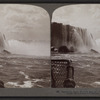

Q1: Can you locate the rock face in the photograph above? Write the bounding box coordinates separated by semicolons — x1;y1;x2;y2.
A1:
51;22;96;53
3;50;11;54
91;49;99;53
0;80;4;88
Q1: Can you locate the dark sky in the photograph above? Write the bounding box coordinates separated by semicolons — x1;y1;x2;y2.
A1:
0;4;50;41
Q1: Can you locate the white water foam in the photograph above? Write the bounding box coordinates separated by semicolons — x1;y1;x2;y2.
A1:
19;71;29;79
6;81;33;88
32;79;44;83
26;65;33;69
91;82;100;87
0;65;3;68
5;78;44;88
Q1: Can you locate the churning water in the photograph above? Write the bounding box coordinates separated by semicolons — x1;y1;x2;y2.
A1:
0;33;50;88
52;53;100;88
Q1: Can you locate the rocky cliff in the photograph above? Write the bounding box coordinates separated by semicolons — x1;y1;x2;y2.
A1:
51;22;96;53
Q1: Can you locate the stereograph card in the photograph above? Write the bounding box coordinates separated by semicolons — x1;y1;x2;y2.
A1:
0;0;99;97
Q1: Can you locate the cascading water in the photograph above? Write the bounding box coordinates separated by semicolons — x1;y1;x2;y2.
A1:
0;32;50;56
51;22;98;53
0;32;9;53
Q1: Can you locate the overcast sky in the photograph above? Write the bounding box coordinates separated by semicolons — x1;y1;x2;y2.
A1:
52;4;100;40
0;4;50;41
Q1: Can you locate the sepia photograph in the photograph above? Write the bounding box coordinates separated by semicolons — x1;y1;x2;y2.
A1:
51;4;100;88
0;4;50;88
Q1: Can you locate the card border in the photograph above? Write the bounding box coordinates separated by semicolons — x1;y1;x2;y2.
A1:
0;2;100;97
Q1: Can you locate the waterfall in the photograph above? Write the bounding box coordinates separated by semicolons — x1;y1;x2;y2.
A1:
0;33;6;52
51;22;97;53
0;32;9;53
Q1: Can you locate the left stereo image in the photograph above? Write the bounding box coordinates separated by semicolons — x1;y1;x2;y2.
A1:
0;4;50;88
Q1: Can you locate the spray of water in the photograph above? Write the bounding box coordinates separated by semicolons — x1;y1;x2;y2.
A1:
0;32;50;56
7;39;50;56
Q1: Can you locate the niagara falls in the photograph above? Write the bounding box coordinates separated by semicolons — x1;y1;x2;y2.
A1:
51;4;100;88
51;22;100;54
51;22;100;88
0;4;50;88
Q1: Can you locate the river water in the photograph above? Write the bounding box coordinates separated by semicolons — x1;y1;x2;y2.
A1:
0;54;50;88
52;53;100;88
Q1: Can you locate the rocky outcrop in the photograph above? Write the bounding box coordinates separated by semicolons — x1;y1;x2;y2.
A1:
3;50;11;54
58;46;69;53
91;49;99;53
0;80;4;88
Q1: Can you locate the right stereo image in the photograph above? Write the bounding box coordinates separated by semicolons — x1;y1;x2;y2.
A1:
51;4;100;88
